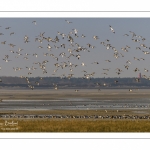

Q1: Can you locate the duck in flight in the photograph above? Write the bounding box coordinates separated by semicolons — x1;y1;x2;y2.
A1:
65;20;72;24
109;25;115;33
32;21;36;25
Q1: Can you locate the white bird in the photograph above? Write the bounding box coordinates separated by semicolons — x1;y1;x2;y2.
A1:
105;60;111;62
8;43;15;48
140;58;145;60
47;44;52;51
136;47;141;50
81;34;86;38
24;57;28;60
109;25;115;33
93;36;99;40
60;33;66;39
65;20;72;23
132;39;139;42
18;48;23;51
135;78;140;82
16;52;22;56
33;53;38;57
25;53;30;56
31;66;37;70
126;60;131;64
73;29;78;36
103;83;107;86
26;67;31;70
35;81;39;85
134;57;140;61
60;44;65;48
75;89;79;92
29;85;34;90
53;69;58;73
17;67;22;71
76;54;80;60
9;50;15;53
38;46;43;48
3;59;12;62
144;68;149;72
1;41;6;44
53;83;58;90
59;52;66;58
32;21;36;25
13;67;18;71
81;62;86;66
143;51;150;54
95;82;101;86
124;65;129;70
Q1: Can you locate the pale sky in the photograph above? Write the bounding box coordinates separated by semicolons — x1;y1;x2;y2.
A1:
0;18;150;78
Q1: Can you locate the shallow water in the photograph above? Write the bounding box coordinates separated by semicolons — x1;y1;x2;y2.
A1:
1;98;150;111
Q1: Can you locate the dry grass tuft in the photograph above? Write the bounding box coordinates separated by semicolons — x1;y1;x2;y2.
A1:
0;119;150;132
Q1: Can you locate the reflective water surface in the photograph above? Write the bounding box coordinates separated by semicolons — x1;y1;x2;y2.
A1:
1;98;150;110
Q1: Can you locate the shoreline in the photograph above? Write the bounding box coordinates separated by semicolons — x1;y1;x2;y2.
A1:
0;89;150;100
0;89;150;117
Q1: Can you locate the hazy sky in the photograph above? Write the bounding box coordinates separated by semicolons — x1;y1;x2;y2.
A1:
0;18;150;78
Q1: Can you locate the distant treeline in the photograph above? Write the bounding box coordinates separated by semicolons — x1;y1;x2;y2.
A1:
0;76;150;89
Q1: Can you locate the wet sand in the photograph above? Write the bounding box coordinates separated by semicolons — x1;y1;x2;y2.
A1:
0;89;150;100
0;89;150;116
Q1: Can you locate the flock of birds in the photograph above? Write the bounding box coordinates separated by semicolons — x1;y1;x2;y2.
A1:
1;114;150;120
0;19;150;92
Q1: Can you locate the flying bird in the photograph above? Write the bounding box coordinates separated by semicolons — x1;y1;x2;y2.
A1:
93;36;99;40
65;20;72;23
109;25;115;33
32;21;36;25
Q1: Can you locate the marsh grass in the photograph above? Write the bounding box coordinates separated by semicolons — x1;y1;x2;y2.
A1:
0;119;150;132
